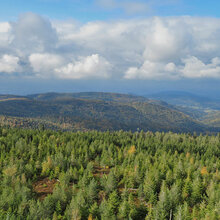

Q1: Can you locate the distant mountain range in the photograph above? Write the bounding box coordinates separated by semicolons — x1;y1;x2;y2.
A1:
148;91;220;110
146;91;220;128
0;92;219;133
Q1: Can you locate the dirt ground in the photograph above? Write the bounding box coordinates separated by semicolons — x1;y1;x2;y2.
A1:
93;165;110;177
33;177;59;200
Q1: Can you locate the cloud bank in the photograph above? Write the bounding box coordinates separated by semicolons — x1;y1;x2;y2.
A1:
0;55;20;73
1;13;220;80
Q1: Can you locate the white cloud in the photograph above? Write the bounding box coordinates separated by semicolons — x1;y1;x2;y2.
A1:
29;53;64;74
55;54;111;79
0;55;20;73
0;22;12;48
0;22;11;33
125;56;220;80
10;12;58;56
1;14;220;80
181;56;220;78
124;60;178;79
143;17;192;62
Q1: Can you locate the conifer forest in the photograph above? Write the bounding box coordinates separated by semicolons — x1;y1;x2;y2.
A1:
0;128;219;219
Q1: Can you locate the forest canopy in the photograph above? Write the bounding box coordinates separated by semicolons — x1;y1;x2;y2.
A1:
0;128;219;219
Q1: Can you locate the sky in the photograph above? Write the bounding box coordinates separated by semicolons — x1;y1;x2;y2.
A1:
0;0;220;97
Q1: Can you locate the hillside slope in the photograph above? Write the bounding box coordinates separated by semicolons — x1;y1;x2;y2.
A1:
147;91;220;129
148;91;220;110
0;92;207;132
29;92;149;103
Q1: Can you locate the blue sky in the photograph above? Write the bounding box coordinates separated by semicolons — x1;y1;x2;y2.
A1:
0;0;220;96
1;0;220;21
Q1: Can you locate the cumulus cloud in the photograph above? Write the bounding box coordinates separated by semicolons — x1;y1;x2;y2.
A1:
124;61;178;79
124;56;220;80
143;17;192;62
0;22;12;49
10;12;58;56
55;54;111;79
1;14;220;80
0;55;20;73
181;56;220;78
124;17;220;79
0;22;10;33
29;53;64;74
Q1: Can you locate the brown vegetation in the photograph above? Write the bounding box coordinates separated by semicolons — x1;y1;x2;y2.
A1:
33;177;59;200
93;165;110;177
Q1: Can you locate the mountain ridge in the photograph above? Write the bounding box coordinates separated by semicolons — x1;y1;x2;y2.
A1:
0;92;217;133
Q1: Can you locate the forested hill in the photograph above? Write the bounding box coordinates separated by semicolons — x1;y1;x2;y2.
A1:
148;91;220;109
28;92;150;103
0;92;212;132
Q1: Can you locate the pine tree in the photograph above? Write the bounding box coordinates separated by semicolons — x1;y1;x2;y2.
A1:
100;199;116;220
89;202;99;219
108;190;120;215
191;177;204;206
155;181;171;219
118;199;130;219
87;179;98;204
105;171;117;194
182;177;192;203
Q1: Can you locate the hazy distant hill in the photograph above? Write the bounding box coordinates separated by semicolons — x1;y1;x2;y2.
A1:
147;91;220;128
0;94;28;101
199;111;220;128
29;92;149;103
0;92;207;132
148;91;220;110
